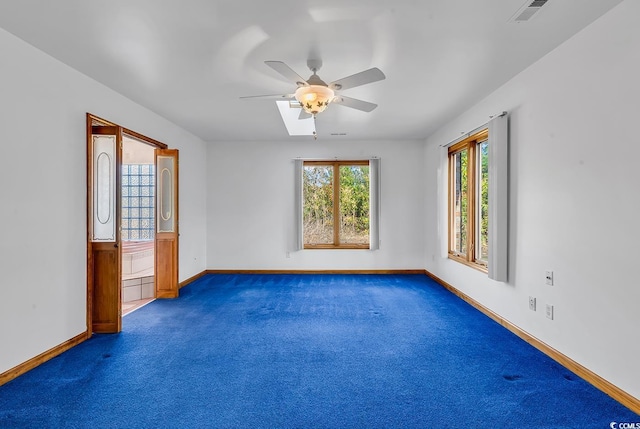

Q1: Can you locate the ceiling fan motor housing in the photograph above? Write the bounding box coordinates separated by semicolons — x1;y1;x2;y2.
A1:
307;58;323;73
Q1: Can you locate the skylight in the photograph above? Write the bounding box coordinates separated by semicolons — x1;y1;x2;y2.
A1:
276;100;316;137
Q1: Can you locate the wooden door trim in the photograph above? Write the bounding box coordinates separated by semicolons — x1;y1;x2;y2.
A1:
86;113;171;334
86;114;93;336
123;128;168;149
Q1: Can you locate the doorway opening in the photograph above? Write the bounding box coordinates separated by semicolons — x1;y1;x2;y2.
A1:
121;134;156;315
87;113;179;334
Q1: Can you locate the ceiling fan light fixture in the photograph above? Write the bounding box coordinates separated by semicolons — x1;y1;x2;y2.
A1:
295;85;335;115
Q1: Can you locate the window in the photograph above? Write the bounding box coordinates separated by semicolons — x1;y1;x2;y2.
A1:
303;160;370;249
449;129;489;270
122;164;155;241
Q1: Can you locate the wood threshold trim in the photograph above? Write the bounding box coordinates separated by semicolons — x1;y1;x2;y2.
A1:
206;269;426;275
423;270;640;414
179;270;208;289
0;331;89;387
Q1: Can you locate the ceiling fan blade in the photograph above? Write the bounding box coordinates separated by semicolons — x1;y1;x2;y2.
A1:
265;61;308;86
332;95;378;112
298;109;312;120
239;94;294;100
329;68;385;91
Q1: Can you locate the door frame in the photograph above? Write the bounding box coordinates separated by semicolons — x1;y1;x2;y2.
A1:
86;113;170;335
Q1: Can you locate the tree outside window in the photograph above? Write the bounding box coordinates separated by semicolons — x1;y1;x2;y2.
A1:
303;160;370;249
448;130;489;270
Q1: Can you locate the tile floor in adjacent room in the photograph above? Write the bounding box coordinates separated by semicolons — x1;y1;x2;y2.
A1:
122;275;155;316
122;297;154;316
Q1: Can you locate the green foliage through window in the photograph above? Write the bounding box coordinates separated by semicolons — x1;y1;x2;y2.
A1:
303;166;334;245
452;149;468;256
449;130;489;269
478;141;489;263
303;161;370;247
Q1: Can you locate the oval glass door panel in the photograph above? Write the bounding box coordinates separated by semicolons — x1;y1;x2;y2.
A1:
157;156;175;233
96;152;112;224
92;135;116;241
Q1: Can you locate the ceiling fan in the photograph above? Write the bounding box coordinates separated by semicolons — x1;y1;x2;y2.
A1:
241;59;386;125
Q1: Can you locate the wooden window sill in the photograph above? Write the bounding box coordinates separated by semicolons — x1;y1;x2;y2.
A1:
448;254;488;274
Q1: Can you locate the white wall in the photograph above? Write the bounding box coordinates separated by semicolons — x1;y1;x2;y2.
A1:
423;0;640;399
0;28;207;374
206;139;425;270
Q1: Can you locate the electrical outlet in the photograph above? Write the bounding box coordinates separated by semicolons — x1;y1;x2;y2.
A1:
545;270;554;286
529;296;536;311
546;304;554;320
286;251;291;259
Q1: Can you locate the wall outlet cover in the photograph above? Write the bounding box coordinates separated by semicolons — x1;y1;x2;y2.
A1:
545;270;554;286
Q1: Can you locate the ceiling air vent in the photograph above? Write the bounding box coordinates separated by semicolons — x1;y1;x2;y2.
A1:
510;0;549;23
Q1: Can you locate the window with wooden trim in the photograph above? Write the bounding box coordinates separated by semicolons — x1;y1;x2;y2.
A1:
303;160;370;249
448;129;489;270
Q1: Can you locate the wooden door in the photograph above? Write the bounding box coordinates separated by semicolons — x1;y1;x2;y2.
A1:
155;149;179;298
88;125;122;333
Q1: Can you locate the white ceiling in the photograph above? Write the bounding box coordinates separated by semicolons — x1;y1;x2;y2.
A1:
0;0;623;142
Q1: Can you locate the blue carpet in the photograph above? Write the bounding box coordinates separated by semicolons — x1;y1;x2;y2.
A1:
0;274;637;428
